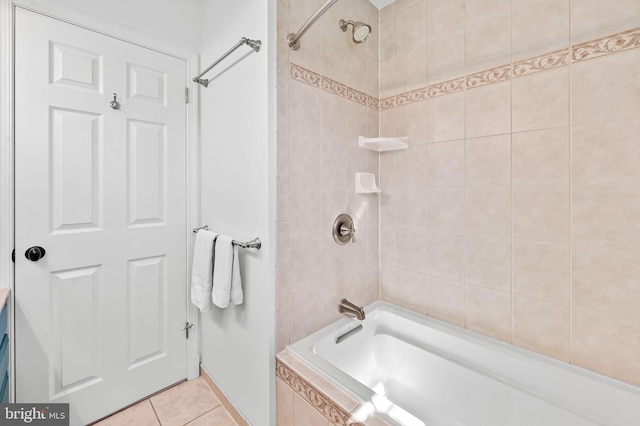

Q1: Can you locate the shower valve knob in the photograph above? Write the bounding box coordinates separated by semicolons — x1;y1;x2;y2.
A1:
25;246;46;262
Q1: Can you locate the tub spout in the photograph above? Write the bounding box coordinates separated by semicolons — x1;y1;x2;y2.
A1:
338;298;365;320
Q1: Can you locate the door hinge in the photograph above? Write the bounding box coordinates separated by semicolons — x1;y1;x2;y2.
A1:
11;249;15;263
185;87;189;104
182;322;194;339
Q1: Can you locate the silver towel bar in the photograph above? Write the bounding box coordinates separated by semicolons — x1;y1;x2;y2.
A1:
192;225;262;250
192;37;261;88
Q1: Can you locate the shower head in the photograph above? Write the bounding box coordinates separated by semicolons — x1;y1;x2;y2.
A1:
339;19;371;44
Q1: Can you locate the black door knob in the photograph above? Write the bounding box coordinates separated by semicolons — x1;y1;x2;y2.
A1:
25;246;46;262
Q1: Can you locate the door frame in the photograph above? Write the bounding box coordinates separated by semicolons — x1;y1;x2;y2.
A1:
0;0;202;403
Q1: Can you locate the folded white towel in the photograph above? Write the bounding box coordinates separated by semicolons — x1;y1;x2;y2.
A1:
212;235;234;308
190;230;217;312
230;244;243;305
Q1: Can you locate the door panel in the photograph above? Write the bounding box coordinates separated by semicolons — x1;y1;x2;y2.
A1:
14;8;187;425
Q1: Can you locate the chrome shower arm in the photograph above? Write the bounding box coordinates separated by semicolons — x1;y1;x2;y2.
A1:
287;0;338;50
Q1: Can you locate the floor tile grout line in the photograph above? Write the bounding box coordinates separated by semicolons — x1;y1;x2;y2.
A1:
148;398;162;425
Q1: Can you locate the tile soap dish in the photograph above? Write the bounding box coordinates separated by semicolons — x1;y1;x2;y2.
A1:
359;136;409;152
355;172;381;194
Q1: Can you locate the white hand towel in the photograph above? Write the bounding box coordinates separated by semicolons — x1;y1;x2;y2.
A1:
230;244;243;305
190;230;217;312
212;235;234;308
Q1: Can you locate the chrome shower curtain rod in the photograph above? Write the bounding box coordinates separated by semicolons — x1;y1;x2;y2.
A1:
287;0;338;50
193;37;261;88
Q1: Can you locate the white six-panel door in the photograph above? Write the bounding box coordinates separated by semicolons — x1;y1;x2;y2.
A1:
14;8;188;424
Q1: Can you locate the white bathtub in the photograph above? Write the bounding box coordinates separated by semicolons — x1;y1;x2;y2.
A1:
288;301;640;425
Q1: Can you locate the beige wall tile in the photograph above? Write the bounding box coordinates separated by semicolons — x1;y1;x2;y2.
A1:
380;265;398;304
395;187;428;229
396;227;430;273
277;266;291;311
512;0;569;61
428;187;465;233
290;185;323;228
277;378;294;426
572;186;640;252
380;2;395;20
396;1;427;49
465;82;511;139
465;284;512;342
465;236;511;292
367;226;380;267
572;306;640;387
396;0;424;12
465;187;512;238
428;140;465;186
572;246;640;318
428;29;465;84
277;86;289;134
429;231;465;281
428;92;465;143
396;144;429;188
321;30;346;84
396;43;428;92
513;295;570;362
395;268;429;315
289;286;323;343
277;132;290;177
379;186;397;227
428;276;465;326
379;57;397;99
379;151;397;189
379;11;396;60
512;67;569;132
428;0;464;40
512;127;569;186
465;2;511;74
321;273;347;326
571;0;640;43
572;49;640;125
277;177;290;222
513;187;570;244
465;134;511;187
289;81;321;136
572;119;640;186
394;102;428;145
293;393;329;426
321;92;346;142
512;240;570;304
277;309;290;353
277;221;290;266
380;226;396;266
290;132;322;184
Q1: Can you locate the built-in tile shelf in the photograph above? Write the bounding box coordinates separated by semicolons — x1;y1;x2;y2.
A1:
355;172;381;194
358;135;409;152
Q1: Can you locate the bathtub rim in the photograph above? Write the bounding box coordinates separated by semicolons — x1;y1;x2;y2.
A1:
288;300;640;425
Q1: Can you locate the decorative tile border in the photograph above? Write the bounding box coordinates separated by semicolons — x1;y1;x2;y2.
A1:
572;27;640;63
276;359;358;426
290;64;379;110
276;357;365;426
513;48;570;77
290;26;640;112
466;64;512;89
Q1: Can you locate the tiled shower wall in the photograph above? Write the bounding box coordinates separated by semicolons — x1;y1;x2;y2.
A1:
276;0;381;353
378;0;640;387
277;0;640;392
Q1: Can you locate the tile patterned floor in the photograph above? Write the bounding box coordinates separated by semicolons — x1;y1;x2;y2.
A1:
95;377;237;426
